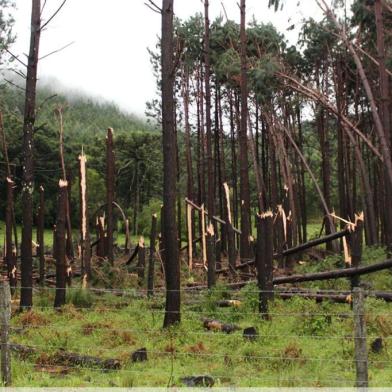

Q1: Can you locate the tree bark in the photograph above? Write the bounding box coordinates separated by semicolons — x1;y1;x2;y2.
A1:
147;214;158;297
37;185;45;286
20;0;41;310
238;0;252;260
161;0;180;327
106;128;115;264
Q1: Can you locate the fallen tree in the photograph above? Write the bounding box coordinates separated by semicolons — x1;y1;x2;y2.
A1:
227;228;351;272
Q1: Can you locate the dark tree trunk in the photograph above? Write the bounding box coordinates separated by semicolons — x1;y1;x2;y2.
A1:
6;178;16;291
255;212;274;318
375;0;392;252
161;0;180;327
20;0;41;310
239;0;252;260
54;180;68;308
204;0;214;220
296;105;307;243
37;185;45;286
106;128;115;264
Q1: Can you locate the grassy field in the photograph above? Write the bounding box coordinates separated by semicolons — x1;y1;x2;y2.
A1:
7;244;392;388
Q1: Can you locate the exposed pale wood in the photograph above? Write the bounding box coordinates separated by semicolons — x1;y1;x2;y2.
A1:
187;203;193;270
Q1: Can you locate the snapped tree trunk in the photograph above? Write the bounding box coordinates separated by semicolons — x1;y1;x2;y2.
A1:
79;151;91;282
54;180;68;308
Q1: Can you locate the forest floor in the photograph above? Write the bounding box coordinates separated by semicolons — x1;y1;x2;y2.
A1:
7;245;392;387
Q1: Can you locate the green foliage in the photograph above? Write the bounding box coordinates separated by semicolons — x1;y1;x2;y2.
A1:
0;83;161;229
0;0;15;66
66;288;94;308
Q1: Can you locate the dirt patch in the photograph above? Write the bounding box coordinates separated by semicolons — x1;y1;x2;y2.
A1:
185;342;207;353
20;311;49;327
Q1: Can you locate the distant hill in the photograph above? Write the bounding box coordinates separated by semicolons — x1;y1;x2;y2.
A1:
0;81;157;143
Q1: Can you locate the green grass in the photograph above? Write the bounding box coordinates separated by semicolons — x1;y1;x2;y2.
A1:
8;273;392;387
0;221;141;249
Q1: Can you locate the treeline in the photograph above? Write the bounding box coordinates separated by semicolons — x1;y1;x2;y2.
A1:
149;0;392;253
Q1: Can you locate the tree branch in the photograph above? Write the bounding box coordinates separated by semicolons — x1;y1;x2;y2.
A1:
39;41;74;60
144;0;162;14
40;0;68;31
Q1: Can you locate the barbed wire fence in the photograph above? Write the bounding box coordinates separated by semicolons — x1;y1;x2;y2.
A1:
0;281;378;387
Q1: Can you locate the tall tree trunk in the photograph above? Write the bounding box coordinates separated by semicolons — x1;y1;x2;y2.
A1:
204;0;214;221
106;128;115;264
375;0;392;251
162;0;180;327
20;0;41;310
182;68;194;201
239;0;252;260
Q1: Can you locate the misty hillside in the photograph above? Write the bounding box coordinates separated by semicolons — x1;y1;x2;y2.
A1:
0;83;157;142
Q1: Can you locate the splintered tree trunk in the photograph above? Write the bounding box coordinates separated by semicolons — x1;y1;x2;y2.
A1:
55;108;74;261
37;186;45;286
79;152;91;282
162;0;180;327
21;0;41;310
350;214;364;289
98;217;106;258
54;180;68;308
136;237;145;286
106;128;115;264
147;214;158;297
206;224;216;288
5;178;16;290
239;0;252;260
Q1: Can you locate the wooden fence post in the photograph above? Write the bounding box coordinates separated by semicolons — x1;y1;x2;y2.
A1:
147;214;158;297
256;211;274;318
206;223;216;288
353;287;368;388
0;280;11;386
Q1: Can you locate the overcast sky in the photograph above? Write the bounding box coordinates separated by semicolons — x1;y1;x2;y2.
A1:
10;0;327;116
